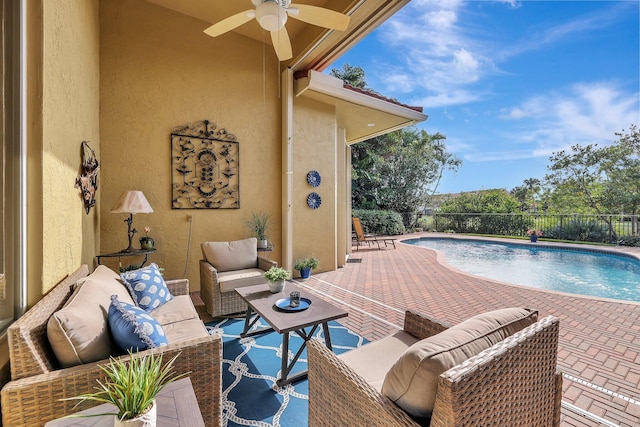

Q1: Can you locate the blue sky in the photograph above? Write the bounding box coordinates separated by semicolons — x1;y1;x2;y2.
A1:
329;0;640;194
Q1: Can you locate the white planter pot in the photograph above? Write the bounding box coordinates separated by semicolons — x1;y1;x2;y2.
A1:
268;280;285;293
114;400;157;427
258;239;268;249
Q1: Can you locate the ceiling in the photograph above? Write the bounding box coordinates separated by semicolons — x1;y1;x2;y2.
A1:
145;0;411;71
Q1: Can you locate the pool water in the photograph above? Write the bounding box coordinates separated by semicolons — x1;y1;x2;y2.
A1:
405;238;640;303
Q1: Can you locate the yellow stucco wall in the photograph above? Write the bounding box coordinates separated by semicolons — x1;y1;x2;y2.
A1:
40;0;101;293
292;97;338;274
0;0;100;395
99;0;282;288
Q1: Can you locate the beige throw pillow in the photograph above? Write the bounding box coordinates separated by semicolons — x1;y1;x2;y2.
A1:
201;238;258;272
47;266;134;367
381;307;538;418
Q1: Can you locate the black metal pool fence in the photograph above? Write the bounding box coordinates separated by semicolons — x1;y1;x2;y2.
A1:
425;213;640;245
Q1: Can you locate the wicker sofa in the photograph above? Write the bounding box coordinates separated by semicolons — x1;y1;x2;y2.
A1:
308;309;562;427
200;237;276;317
1;264;222;427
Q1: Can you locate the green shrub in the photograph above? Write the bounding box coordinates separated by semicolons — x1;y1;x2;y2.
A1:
618;236;640;247
353;209;404;235
546;219;610;243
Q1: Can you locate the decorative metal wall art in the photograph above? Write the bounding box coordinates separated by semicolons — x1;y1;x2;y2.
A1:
75;141;100;214
171;120;239;209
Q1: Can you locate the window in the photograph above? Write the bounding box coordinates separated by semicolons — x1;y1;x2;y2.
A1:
1;0;24;332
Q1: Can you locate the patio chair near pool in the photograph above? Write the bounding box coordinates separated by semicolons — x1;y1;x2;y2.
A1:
308;308;562;426
352;217;396;251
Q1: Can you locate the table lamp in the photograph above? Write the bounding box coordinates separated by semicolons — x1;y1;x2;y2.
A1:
110;190;153;252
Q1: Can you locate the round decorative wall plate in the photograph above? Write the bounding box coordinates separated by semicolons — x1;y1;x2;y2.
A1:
306;170;321;187
307;192;322;209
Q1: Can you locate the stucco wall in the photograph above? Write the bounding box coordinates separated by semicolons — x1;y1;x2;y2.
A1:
41;0;100;293
292;97;337;274
99;0;282;288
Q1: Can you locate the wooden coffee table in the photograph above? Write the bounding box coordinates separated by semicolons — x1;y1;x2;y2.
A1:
236;282;348;386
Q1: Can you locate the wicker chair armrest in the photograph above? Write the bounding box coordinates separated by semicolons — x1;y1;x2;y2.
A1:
200;259;218;275
258;257;277;271
166;278;189;296
307;339;419;427
431;316;561;427
1;334;222;427
403;310;452;340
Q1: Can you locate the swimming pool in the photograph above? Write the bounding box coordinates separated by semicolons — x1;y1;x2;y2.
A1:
404;237;640;303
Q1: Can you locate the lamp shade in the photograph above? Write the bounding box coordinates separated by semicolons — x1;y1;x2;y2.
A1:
110;191;153;214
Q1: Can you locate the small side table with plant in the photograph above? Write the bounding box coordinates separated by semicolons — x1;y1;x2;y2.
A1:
63;351;187;427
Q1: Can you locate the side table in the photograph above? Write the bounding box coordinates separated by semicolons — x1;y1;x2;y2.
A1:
44;377;204;426
96;248;156;270
257;243;274;260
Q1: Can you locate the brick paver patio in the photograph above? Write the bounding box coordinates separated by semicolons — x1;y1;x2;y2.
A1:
194;233;640;426
295;234;640;427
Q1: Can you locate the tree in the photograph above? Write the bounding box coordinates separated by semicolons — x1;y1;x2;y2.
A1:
438;189;529;234
329;63;367;89
544;125;639;239
331;63;461;228
511;177;541;212
373;128;460;227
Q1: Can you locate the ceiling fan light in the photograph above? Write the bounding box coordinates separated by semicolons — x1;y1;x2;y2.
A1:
255;1;287;31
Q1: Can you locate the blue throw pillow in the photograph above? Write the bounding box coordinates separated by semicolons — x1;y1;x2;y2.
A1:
120;263;173;311
108;295;168;352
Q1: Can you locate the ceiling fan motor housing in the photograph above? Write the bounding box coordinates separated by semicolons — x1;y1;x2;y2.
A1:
255;0;289;31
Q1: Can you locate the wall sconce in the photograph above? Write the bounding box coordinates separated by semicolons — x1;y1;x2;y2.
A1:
110;190;153;252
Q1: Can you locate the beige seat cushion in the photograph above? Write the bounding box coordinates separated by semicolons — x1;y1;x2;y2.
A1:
151;295;199;326
217;268;267;293
163;318;209;343
382;308;538;418
201;238;258;272
339;330;419;391
47;266;135;367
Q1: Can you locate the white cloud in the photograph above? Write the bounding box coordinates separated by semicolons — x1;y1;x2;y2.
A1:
493;82;640;161
375;0;489;103
370;0;634;111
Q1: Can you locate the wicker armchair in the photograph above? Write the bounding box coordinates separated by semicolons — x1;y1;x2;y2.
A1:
308;310;562;427
1;265;222;427
200;238;276;317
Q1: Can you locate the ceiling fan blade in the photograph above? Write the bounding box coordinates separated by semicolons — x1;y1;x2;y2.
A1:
203;10;255;37
289;5;350;31
270;27;293;61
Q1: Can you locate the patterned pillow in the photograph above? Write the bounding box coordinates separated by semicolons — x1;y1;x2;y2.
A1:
120;263;173;311
108;295;168;352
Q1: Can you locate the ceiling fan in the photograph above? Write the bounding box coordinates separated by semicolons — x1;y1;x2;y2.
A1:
203;0;351;61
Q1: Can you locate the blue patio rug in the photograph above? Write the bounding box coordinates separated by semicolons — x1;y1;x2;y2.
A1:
206;317;367;427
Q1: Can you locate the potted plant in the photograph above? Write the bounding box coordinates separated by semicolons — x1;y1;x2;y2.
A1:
264;266;291;293
244;212;271;249
139;226;154;250
63;351;187;426
294;256;319;279
527;229;543;242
